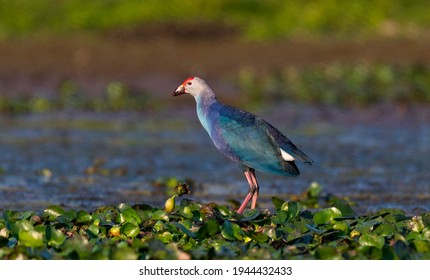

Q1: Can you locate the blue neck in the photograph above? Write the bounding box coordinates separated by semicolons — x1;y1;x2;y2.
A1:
196;94;217;135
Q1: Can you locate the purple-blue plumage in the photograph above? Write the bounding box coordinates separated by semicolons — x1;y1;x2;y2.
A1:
173;77;313;214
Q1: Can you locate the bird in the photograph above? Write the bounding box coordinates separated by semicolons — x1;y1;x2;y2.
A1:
173;77;313;214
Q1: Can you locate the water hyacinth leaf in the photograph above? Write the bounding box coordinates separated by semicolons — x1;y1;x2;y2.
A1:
46;226;66;247
215;206;231;217
271;197;285;210
313;209;331;225
331;198;357;217
272;210;289;225
315;246;339;260
153;220;165;232
19;211;33;220
152;210;168;221
2;210;19;223
282;201;302;219
171;222;196;239
76;210;92;224
240;209;260;221
313;207;342;225
58;209;77;223
118;208;141;226
251;232;269;243
196;219;220;239
221;220;236;241
333;221;349;232
393;239;410;259
359;234;385;249
110;246;138;260
308;182;322;198
422;213;430;227
92;206;120;223
306;224;326;234
406;231;420;242
374;222;396;237
412;240;430;253
87;224;100;236
43;206;65;221
120;223;140;238
19;229;44;248
0;236;8;247
179;206;193;219
221;220;243;241
158;231;173;243
15;220;33;232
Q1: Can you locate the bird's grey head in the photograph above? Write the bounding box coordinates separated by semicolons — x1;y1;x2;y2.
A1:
173;77;213;99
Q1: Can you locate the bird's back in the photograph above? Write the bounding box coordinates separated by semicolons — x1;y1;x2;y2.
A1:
205;102;312;176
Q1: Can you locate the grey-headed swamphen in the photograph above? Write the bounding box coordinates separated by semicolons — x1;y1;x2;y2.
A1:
173;77;313;214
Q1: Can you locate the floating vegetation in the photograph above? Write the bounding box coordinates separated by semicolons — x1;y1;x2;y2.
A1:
0;80;151;115
238;63;430;107
1;64;430;115
1;183;429;260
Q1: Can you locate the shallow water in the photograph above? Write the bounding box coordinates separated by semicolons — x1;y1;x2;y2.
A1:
1;105;429;214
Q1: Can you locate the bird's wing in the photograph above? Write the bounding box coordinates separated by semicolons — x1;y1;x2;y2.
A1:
214;105;300;176
265;122;313;165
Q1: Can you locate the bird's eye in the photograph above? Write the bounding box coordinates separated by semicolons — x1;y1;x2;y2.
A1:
187;82;192;85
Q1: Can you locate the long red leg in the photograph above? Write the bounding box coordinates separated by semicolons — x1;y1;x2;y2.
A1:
237;168;259;214
249;169;259;209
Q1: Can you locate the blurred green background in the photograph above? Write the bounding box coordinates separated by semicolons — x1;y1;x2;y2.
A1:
1;0;430;113
1;0;430;40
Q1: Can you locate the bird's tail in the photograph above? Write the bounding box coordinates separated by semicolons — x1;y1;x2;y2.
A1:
292;148;313;165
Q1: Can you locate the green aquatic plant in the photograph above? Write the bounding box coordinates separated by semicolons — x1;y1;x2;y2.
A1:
0;183;429;260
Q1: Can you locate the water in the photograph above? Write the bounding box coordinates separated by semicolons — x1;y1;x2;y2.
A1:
1;105;429;214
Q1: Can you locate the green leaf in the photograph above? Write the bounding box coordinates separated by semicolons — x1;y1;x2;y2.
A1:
331;198;357;217
282;201;302;219
272;210;289;225
413;240;430;253
87;224;100;236
359;234;385;249
196;219;220;239
46;226;66;247
308;182;322;198
271;197;285;210
15;220;33;232
171;222;196;238
157;231;173;243
76;210;92;224
19;229;44;247
315;246;339;260
152;210;169;221
313;207;342;225
120;223;140;238
118;208;141;226
240;209;260;221
110;246;138;260
374;222;396;237
43;206;65;222
422;213;430;227
179;206;193;219
153;220;165;232
57;209;77;223
333;221;349;232
221;220;243;241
